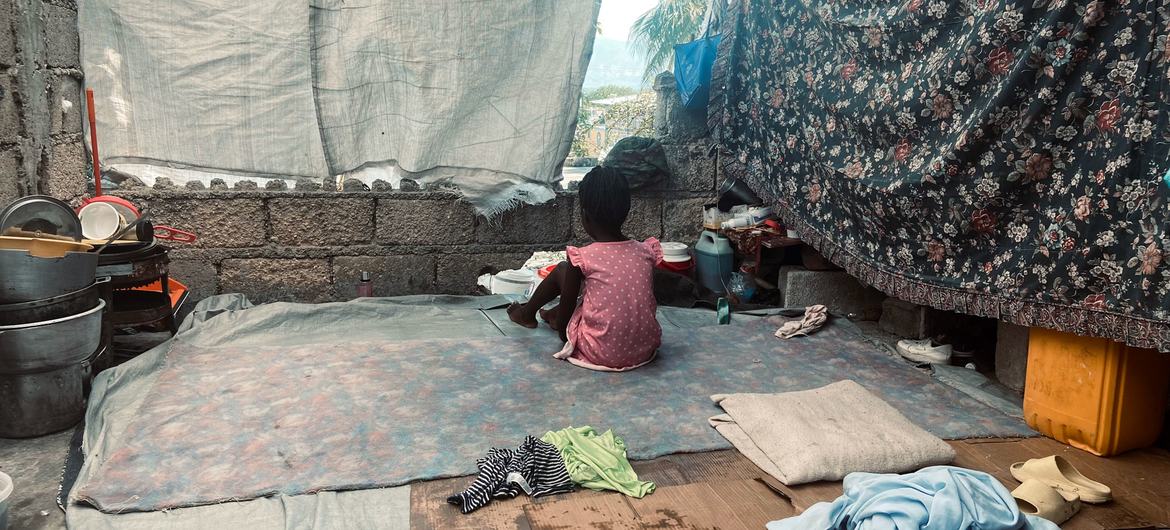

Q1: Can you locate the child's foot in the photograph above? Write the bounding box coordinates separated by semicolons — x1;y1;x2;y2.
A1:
539;308;565;331
507;303;538;329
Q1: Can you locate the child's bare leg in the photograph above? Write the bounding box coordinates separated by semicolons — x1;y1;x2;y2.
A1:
539;263;581;341
507;261;578;329
538;305;567;331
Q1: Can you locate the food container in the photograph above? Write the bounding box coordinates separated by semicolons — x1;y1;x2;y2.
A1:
1024;327;1170;456
0;248;98;303
661;242;690;262
479;269;536;296
0;300;106;438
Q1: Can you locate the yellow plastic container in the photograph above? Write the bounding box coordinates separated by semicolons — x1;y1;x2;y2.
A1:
1023;327;1170;456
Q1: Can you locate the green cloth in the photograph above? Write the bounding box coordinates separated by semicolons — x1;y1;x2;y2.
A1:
540;426;656;498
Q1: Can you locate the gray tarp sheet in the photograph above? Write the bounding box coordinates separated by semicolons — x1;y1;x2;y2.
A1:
65;295;734;529
67;295;1020;528
78;1;599;214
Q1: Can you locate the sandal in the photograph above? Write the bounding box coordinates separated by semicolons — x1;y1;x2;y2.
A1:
1012;479;1081;525
1010;455;1112;504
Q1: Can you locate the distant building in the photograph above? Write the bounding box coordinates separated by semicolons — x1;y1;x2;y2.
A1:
584;94;649;156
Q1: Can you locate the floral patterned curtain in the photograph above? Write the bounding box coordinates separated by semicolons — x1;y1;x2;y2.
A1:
714;0;1170;350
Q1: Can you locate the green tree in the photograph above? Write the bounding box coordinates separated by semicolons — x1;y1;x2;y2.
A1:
630;0;707;82
603;92;656;141
584;84;637;102
571;100;596;157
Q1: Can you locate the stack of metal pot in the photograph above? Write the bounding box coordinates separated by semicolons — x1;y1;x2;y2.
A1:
0;196;108;438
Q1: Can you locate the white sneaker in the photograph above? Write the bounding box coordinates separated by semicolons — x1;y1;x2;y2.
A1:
896;339;952;364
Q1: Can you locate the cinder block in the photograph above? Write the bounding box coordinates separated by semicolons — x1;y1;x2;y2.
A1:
42;141;87;200
0;149;19;206
43;4;80;69
168;257;218;303
662;197;711;244
376;198;475;245
653;73;708;143
48;73;82;135
879;298;932;339
663;142;715;192
219;258;331;303
435;252;530;294
476;196;572;244
779;266;885;320
332;255;434;298
0;72;21;144
995;321;1029;393
269;197;373;246
0;2;15;67
140;197;267;248
572;195;662;243
622;196;663;241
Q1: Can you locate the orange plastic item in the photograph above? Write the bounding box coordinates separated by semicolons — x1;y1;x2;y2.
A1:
1023;327;1170;456
133;277;189;309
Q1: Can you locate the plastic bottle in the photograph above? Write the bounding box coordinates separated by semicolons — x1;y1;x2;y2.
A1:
356;271;373;297
694;231;734;293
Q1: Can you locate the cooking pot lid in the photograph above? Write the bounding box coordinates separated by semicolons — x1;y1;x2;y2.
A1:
0;195;84;242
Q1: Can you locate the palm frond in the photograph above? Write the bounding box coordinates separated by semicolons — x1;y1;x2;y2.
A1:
629;0;707;82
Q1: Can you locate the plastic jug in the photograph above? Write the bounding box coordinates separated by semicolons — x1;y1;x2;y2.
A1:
1024;327;1170;456
694;230;733;293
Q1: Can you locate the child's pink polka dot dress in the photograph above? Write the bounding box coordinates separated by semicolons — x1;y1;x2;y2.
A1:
555;238;663;371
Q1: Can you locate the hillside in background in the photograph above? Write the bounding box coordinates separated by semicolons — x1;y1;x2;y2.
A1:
583;37;651;91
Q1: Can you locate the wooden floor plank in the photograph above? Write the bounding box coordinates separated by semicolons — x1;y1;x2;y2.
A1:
410;476;535;530
772;481;843;513
526;479;795;530
966;437;1156;529
410;440;1170;529
629;455;690;488
949;440;1003;478
627;482;746;529
1022;438;1170;527
710;479;799;528
656;450;769;484
523;491;641;530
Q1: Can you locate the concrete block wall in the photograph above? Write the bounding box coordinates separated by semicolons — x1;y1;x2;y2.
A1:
85;74;717;303
0;0;86;206
118;186;712;304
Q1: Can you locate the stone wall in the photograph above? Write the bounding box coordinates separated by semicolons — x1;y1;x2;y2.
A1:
118;184;712;304
0;0;86;206
106;76;717;303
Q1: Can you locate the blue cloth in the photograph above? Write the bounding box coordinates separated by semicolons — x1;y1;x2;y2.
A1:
673;34;721;109
767;466;1059;530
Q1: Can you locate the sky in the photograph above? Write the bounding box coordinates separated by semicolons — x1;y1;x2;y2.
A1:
597;0;658;42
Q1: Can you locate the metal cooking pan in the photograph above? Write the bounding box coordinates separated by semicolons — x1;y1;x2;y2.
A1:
0;341;107;438
0;277;110;325
0;299;105;375
0;248;98;303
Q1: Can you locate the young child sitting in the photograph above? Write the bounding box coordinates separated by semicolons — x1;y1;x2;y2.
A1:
507;167;663;371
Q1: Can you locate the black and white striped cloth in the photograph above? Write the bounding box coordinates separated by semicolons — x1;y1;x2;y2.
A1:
446;436;575;514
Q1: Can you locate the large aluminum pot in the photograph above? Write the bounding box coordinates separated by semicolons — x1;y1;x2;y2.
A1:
0;300;105;438
0;299;105;374
0;343;107;438
0;249;98;304
0;278;110;326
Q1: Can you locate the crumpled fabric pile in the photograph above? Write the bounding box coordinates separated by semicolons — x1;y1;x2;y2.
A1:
449;426;655;514
766;466;1060;530
774;304;828;339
